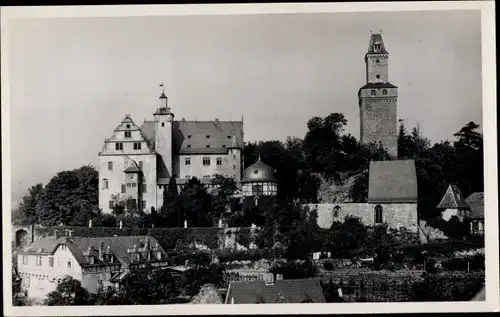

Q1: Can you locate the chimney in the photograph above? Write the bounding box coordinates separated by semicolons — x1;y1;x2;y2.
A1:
54;230;60;239
276;274;283;281
99;241;104;260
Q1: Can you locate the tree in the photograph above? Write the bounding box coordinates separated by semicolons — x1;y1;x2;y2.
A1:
349;170;369;203
36;165;99;226
13;183;44;224
211;174;238;218
174;177;214;227
45;276;91;306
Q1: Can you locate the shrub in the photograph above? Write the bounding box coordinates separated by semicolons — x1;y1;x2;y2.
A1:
323;261;334;271
271;260;318;279
412;272;484;301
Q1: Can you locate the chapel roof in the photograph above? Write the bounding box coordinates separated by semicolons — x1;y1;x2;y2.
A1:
465;192;484;219
368;159;418;203
436;184;471;210
225;278;325;304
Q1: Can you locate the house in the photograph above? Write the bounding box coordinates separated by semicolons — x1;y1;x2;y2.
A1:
241;156;278;197
225;274;326;304
98;88;244;214
436;184;471;221
16;229;168;302
465;192;484;236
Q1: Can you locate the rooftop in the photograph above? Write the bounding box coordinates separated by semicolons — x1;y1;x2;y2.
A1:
436;184;471;210
465;192;484;219
368;159;418;203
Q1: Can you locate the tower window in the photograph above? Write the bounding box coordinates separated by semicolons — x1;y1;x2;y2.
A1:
103;179;109;189
371;90;376;96
116;143;123;151
382;89;388;95
125;131;131;138
203;157;211;166
374;43;381;51
187;134;192;139
133;142;142;150
376;59;380;63
206;135;211;139
108;161;113;171
126;124;131;129
187;144;191;148
185;157;191;165
217;157;222;166
206;144;210;148
376;75;380;79
161;122;165;127
333;205;341;218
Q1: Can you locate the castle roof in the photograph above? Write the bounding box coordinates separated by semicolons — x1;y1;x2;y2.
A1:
225;278;325;304
241;157;277;183
368;159;418;203
465;192;484;219
21;235;166;267
436;184;470;210
141;119;244;155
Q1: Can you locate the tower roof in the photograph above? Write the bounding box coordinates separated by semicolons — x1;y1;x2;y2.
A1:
367;33;389;54
436;184;471;209
241;157;277;183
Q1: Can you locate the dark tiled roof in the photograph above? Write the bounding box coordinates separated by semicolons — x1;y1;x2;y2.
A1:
241;158;277;183
368;160;418;203
141;120;244;155
359;82;398;90
225;278;326;304
367;33;389;54
21;235;166;266
436;185;471;209
465;192;484;219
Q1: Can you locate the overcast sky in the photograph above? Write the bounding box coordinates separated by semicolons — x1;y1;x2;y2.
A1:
8;10;482;203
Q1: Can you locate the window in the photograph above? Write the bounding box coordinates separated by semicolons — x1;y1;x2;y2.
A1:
124;131;131;138
376;59;380;63
375;205;383;224
376;75;380;79
222;144;226;148
49;257;54;267
36;256;42;266
253;170;258;175
382;89;387;95
68;260;72;268
206;135;211;139
121;184;126;193
333;205;341;218
374;43;381;51
103;179;108;189
131;183;137;188
89;256;94;265
109;201;114;209
217;157;222;166
227;135;232;139
127;183;132;187
133;142;142;150
185;175;190;179
187;134;192;139
142;201;146;209
371;90;376;96
61;245;66;251
233;154;236;159
187;144;191;148
126;124;131;128
142;184;147;193
161;122;165;127
115;143;123;151
252;184;263;196
233;165;236;170
203;157;211;166
138;161;143;169
22;255;28;265
185;157;191;165
206;144;210;148
108;161;113;171
203;175;211;179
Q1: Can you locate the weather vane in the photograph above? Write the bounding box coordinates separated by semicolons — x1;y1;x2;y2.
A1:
159;82;165;94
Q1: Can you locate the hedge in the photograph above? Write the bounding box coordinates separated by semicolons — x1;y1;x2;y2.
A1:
34;226;252;251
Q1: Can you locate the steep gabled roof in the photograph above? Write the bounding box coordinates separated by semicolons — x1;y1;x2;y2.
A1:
368;160;418;203
225;278;325;304
140;120;244;155
465;192;484;219
436;185;471;209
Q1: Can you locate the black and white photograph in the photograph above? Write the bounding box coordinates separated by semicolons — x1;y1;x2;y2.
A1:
2;2;498;315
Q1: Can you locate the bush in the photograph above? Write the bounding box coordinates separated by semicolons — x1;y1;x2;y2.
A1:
412;272;484;301
271;260;318;279
441;254;485;271
323;261;334;271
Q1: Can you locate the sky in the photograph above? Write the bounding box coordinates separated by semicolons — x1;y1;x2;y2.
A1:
7;10;482;204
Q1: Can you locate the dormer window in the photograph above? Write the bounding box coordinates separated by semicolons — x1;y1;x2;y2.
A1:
382;89;388;95
371;90;376;96
109;255;114;263
125;131;131;138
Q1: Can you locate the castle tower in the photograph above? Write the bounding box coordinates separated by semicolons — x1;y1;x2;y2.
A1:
154;85;174;178
358;32;398;158
227;135;243;182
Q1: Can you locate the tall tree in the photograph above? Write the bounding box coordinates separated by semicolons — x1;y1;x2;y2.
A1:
175;177;214;227
211;174;238;218
35;165;99;226
13;183;44;224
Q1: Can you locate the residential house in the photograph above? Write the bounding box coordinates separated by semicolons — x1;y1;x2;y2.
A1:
465;192;484;236
437;184;471;221
16;230;168;302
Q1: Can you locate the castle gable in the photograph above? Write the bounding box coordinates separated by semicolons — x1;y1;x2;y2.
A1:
368;159;418;203
100;115;155;155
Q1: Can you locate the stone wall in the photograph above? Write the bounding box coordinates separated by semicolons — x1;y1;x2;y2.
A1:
305;202;418;232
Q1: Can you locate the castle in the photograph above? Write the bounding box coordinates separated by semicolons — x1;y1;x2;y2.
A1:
98;90;244;214
98;32;413;225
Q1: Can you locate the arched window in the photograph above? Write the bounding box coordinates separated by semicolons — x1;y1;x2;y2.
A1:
375;205;383;224
333;205;341;218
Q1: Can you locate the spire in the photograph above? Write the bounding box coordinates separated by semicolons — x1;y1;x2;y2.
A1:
159;83;168;108
367;31;388;54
